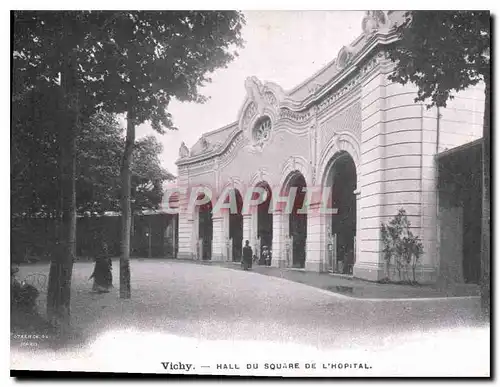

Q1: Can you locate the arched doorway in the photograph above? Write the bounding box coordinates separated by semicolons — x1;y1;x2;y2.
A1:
256;181;273;265
325;152;357;274
229;189;244;262
286;173;307;268
198;193;213;260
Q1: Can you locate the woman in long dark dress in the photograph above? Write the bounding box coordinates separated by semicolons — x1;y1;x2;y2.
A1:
242;240;253;270
90;240;112;293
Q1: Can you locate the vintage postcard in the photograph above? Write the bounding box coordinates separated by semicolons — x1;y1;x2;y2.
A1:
10;10;490;378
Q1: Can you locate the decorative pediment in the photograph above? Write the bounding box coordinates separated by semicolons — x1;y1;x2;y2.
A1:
190;136;213;157
238;76;285;151
244;76;266;115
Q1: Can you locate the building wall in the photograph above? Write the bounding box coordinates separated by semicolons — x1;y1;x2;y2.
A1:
174;14;485;283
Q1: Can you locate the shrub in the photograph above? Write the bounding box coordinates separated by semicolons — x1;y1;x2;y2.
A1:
380;209;424;284
11;267;40;312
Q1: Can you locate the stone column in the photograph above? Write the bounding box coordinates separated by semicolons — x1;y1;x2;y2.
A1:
211;216;225;261
222;211;230;261
305;202;325;272
353;54;387;281
177;172;194;260
171;214;178;258
191;209;199;260
271;210;284;267
354;189;361;266
242;214;252;245
251;208;259;253
177;214;193;260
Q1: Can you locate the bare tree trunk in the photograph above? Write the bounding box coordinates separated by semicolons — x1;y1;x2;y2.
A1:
480;78;490;321
47;59;78;331
120;110;135;299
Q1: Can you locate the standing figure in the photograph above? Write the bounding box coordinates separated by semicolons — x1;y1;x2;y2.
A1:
242;240;253;271
259;246;268;266
265;247;272;266
90;239;113;293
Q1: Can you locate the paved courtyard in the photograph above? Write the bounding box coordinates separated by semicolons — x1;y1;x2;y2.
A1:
11;259;489;376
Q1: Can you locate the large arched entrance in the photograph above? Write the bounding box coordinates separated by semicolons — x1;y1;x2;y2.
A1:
256;181;273;265
325;152;357;274
198;193;213;260
229;189;244;262
286;173;307;268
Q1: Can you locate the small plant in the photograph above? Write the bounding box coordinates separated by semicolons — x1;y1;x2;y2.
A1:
380;209;424;284
11;267;40;312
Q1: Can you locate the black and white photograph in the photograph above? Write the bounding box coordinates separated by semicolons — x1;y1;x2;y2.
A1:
9;9;491;378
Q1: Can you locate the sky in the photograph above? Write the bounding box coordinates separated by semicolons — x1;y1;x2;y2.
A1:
134;11;366;175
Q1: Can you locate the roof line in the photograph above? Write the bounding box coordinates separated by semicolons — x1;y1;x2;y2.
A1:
436;138;483;159
286;32;366;95
201;120;238;137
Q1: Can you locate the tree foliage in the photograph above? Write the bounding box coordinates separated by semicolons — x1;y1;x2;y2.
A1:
87;11;246;130
388;11;490;108
12;90;173;217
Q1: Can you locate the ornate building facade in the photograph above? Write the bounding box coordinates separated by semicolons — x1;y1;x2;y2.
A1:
171;11;485;283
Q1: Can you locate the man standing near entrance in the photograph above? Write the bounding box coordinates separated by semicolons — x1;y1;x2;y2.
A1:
242;240;253;270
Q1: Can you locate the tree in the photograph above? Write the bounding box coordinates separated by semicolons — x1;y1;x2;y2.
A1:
12;81;172;218
11;81;61;218
387;11;490;318
88;11;245;298
77;113;174;214
13;11;93;329
13;10;245;324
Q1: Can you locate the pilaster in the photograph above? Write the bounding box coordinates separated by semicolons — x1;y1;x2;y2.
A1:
177;171;194;260
353;58;387;281
305;202;325;272
242;214;252;245
271;210;285;267
211;216;225;261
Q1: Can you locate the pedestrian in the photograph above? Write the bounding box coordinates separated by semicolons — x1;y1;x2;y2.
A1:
242;240;253;271
90;238;113;293
265;247;272;266
259;246;267;265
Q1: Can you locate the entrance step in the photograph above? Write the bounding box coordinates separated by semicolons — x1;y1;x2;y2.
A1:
328;272;354;280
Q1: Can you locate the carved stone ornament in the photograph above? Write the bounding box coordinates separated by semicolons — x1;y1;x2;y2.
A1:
258;167;265;182
333;132;342;151
179;141;189;158
201;137;210;150
255;117;271;144
307;82;323;94
311;163;317;185
361;10;388;35
245;76;266;116
336;46;355;70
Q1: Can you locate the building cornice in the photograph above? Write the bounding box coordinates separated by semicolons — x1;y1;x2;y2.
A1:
176;12;403;167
